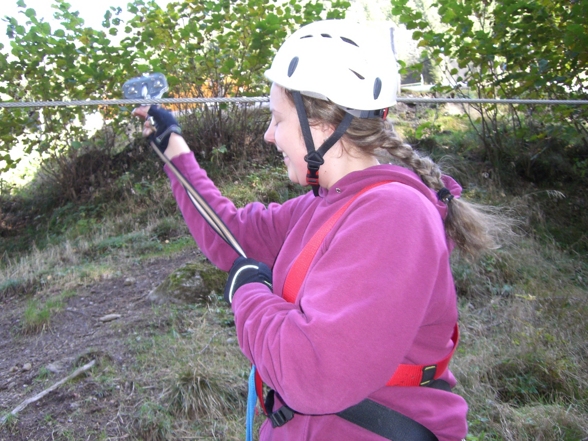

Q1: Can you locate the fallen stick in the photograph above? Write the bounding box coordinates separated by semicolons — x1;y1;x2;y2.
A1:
0;359;96;425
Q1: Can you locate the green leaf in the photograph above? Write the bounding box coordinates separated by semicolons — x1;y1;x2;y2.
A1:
223;57;236;70
0;0;351;176
406;21;418;31
266;13;279;25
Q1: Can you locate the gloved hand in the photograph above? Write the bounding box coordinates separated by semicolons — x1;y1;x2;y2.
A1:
147;106;182;152
224;257;273;305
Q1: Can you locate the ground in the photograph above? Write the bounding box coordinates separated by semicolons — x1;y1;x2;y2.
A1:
0;247;206;441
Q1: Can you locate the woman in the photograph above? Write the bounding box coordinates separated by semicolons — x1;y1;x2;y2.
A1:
134;20;498;441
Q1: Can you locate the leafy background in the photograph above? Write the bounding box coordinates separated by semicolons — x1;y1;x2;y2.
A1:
1;1;587;440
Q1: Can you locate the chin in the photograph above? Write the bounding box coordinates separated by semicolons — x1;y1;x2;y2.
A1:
287;173;301;185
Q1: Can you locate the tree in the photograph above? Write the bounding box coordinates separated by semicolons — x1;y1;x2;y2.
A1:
390;0;588;167
0;0;350;174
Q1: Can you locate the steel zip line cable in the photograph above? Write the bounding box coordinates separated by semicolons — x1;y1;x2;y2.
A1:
3;87;587;255
0;97;269;108
2;97;588;108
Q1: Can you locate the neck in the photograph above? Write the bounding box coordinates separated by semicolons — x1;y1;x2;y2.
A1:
318;147;379;189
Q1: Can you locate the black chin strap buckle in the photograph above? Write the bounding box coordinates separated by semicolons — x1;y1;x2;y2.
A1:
305;150;324;188
306;170;320;187
304;150;324;170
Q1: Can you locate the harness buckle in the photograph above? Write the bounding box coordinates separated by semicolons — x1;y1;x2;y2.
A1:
268;405;295;428
419;365;437;386
264;389;295;428
306;170;320;186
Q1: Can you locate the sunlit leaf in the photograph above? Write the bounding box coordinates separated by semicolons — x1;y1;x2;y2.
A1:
1;0;349;181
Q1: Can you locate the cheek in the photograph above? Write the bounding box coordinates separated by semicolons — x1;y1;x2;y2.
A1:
292;154;308;180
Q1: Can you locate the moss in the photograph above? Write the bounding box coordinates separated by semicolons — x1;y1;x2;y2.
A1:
200;265;227;294
148;261;227;305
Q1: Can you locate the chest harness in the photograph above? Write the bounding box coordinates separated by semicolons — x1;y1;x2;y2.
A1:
253;181;460;440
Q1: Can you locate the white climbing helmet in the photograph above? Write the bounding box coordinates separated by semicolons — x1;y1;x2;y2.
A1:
265;20;399;117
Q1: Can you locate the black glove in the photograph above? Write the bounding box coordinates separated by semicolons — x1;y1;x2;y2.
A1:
224;257;273;305
147;106;182;152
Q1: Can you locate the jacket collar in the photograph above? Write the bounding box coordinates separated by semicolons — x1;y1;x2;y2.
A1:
319;164;462;220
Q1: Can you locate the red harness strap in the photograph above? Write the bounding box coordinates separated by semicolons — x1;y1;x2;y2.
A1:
255;367;268;415
256;180;459;412
386;324;459;387
283;181;393;303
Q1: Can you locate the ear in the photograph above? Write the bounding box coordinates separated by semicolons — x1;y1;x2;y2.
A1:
317;121;351;158
317;121;335;139
309;120;335;147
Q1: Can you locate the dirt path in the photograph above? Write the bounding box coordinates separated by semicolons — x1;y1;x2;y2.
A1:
0;247;202;441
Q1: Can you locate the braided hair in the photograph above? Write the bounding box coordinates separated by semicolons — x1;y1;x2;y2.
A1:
287;90;505;257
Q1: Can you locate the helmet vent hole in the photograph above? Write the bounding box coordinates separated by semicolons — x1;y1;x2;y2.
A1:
300;34;313;39
349;69;365;80
340;37;359;47
288;57;299;77
373;77;382;100
321;33;332;38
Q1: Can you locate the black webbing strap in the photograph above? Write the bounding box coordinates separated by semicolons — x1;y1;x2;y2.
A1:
265;396;439;439
265;385;448;439
337;399;439;441
291;91;316;158
291;91;355;197
315;112;354;157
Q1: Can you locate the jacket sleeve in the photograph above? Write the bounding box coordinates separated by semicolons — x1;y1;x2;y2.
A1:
164;152;304;271
232;184;457;414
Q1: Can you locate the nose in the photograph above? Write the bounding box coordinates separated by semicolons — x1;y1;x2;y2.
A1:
264;119;275;144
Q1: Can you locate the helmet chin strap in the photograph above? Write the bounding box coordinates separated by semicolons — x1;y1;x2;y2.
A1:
291;91;354;196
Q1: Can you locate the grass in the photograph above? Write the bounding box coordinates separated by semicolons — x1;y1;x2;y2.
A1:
0;213;199;302
35;366;53;382
21;288;77;333
1;104;587;440
452;236;588;440
1;413;18;429
125;300;249;439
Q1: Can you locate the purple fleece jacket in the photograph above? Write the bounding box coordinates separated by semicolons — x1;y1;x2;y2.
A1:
165;152;468;441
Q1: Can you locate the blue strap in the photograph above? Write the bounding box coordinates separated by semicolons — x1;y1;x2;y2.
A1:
246;366;257;441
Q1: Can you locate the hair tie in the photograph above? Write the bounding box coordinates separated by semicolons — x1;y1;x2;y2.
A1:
437;187;454;203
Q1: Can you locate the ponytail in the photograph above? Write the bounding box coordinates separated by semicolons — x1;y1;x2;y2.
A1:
286;90;510;257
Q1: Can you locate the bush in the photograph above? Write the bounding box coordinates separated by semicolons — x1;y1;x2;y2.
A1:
181;103;277;168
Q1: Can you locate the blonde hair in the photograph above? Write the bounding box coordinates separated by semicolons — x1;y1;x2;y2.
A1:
288;90;507;258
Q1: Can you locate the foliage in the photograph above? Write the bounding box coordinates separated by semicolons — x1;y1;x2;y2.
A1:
1;0;127;171
181;104;275;165
0;0;350;174
390;0;588;173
